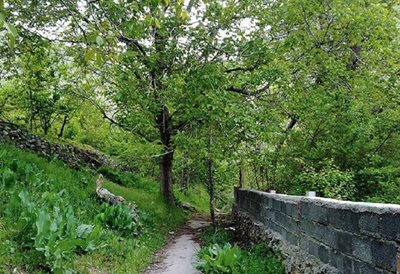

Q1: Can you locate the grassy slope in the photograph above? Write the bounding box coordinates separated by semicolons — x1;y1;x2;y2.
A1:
0;143;187;273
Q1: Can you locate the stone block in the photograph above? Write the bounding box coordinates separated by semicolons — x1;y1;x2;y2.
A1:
359;212;380;238
353;260;383;274
287;231;299;246
300;201;329;225
379;212;400;242
371;239;397;271
318;244;331;264
328;207;360;234
352;237;372;263
285;202;300;220
335;230;353;255
300;234;319;257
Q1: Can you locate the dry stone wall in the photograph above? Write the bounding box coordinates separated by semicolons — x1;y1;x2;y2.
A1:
0;121;118;170
234;188;400;274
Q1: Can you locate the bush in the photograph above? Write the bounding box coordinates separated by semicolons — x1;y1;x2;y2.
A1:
240;243;284;274
294;163;356;200
196;243;241;274
197;229;284;274
7;190;99;273
96;203;141;236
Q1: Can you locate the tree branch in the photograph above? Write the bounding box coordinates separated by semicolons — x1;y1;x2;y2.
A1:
226;83;270;96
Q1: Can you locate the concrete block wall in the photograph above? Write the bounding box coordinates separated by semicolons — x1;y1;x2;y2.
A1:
234;189;400;274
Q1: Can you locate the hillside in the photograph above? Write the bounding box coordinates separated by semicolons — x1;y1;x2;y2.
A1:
0;143;186;273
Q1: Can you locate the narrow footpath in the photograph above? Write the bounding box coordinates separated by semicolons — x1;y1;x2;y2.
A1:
145;217;209;274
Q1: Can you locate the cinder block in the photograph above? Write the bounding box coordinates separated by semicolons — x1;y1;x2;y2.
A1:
379;212;400;242
371;239;397;271
286;231;299;246
330;250;344;270
318;244;331;264
353;260;383;274
300;219;335;248
359;212;380;237
285;202;300;220
300;201;329;225
269;220;283;235
335;230;353;255
272;199;284;212
352;237;372;263
281;202;287;215
300;235;319;257
300;219;316;237
328;207;360;234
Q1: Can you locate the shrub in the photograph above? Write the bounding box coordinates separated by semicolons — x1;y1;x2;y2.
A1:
294;163;356;200
7;190;99;273
96;203;141;236
196;243;241;274
1;167;16;188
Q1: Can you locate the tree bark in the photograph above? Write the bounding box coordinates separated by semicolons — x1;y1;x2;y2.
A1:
157;106;175;204
239;163;244;188
58;115;69;138
208;131;216;231
159;149;175;204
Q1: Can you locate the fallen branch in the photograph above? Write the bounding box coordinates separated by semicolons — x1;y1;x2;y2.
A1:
96;174;138;219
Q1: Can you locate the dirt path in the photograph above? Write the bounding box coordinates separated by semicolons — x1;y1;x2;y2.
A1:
145;218;209;274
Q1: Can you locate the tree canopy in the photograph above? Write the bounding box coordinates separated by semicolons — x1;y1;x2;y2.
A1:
1;0;400;206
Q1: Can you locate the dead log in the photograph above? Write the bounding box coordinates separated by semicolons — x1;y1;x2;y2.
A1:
96;174;138;219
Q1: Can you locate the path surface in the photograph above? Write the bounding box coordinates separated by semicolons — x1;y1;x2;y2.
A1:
145;218;209;274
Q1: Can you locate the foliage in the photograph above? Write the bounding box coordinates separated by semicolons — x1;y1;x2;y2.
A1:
196;243;241;274
239;243;284;274
198;228;284;274
0;144;187;273
1;0;399;206
7;190;99;273
96;203;141;236
293;162;356;200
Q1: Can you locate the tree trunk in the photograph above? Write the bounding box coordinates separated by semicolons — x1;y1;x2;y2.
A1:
58;115;69;138
159;149;175;204
208;131;216;231
157;106;175;204
239;163;244;188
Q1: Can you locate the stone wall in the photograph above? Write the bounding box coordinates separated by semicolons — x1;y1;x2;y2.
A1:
234;188;400;274
0;121;118;170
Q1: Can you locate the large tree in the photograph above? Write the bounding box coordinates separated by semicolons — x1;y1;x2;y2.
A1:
4;0;270;203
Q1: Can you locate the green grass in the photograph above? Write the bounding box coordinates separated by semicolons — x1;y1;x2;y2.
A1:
0;143;187;273
174;184;210;213
198;227;285;274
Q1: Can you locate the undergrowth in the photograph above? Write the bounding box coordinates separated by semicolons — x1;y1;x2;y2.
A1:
197;227;285;274
0;143;187;273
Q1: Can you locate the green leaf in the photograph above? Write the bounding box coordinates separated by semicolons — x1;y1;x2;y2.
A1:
160;0;170;6
5;22;17;37
96;36;104;46
85;48;96;62
76;224;94;238
95;52;105;66
154;18;161;29
0;12;5;28
180;11;189;20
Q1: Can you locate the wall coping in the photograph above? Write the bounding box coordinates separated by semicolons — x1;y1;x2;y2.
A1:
239;188;400;214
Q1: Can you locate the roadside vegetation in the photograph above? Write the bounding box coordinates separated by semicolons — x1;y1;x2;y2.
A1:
196;227;284;274
0;143;187;273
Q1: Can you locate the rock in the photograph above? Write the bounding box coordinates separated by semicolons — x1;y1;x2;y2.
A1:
181;202;196;212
